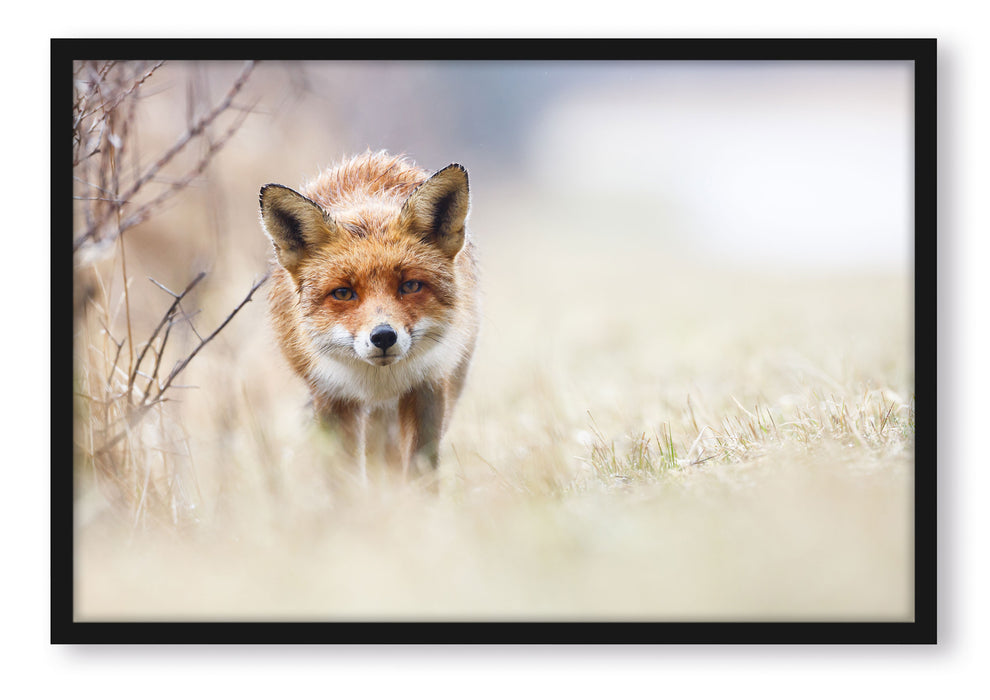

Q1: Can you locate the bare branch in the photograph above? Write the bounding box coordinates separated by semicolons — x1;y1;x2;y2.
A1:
96;273;269;457
73;61;256;252
175;306;204;342
146;277;182;297
154;273;269;401
127;272;207;399
114;100;255;235
141;322;169;401
73;61;165;135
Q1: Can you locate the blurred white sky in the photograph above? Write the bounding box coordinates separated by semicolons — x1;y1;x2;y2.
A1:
527;62;913;271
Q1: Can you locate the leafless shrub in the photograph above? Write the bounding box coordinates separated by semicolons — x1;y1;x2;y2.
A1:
73;60;254;258
72;60;262;528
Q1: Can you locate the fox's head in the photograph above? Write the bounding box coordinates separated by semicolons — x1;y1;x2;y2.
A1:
259;164;469;368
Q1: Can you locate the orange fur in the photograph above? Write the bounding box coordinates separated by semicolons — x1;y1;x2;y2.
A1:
260;151;480;483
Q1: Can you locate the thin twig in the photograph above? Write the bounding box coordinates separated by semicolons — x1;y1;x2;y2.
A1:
74;61;165;131
97;273;269;457
74;61;256;251
176;306;204;342
142;319;173;402
153;273;269;401
127;272;206;399
114;101;255;234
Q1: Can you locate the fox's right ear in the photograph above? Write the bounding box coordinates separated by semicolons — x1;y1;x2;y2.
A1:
259;184;337;276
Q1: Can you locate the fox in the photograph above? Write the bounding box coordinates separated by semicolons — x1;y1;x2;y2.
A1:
259;151;480;485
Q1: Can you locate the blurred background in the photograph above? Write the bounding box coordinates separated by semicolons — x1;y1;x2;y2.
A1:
220;59;913;270
75;59;914;324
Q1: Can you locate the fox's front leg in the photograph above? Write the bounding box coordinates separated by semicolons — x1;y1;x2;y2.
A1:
398;383;447;479
313;394;368;484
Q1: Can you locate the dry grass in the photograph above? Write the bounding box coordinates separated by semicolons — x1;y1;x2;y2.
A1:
71;62;914;623
73;60;260;526
74;249;913;622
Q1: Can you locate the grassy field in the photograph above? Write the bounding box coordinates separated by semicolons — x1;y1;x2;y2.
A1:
73;207;913;622
71;62;914;623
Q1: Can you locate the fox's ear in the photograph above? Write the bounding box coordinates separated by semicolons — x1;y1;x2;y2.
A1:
259;184;337;275
398;164;469;257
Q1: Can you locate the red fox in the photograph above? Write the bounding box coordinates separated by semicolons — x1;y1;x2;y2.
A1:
259;151;479;484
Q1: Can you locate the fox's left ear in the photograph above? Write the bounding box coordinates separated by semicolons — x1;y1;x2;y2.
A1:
399;164;469;257
259;184;339;279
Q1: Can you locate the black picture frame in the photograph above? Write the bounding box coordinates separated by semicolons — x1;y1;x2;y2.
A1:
54;37;936;645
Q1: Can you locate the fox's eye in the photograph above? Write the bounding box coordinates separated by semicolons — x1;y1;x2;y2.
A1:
330;287;355;301
400;280;423;295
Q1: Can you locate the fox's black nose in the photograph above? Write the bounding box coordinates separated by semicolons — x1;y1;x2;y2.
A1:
370;324;397;350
